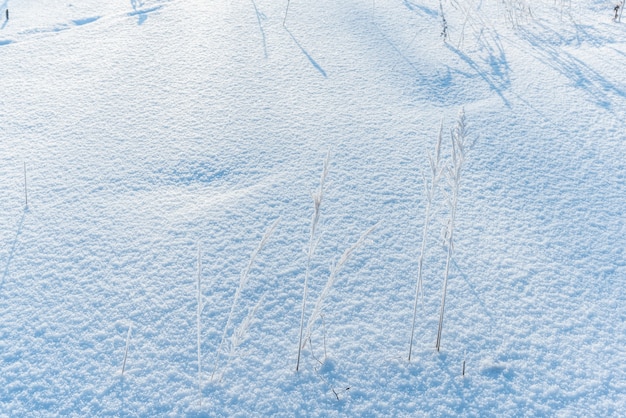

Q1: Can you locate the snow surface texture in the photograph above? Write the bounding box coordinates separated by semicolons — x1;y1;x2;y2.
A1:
1;0;626;415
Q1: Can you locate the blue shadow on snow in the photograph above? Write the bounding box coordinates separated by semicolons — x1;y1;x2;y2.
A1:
285;27;327;78
129;0;163;26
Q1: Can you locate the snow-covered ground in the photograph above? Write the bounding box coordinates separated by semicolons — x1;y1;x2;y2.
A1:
1;0;626;415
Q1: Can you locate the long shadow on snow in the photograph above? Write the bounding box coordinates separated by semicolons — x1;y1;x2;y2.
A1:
518;22;626;110
452;259;497;334
72;16;101;26
570;22;612;48
445;43;511;108
1;210;26;292
374;22;422;76
285;27;327;78
478;27;511;86
129;0;163;25
445;10;512;106
403;0;438;17
374;19;511;106
250;0;267;59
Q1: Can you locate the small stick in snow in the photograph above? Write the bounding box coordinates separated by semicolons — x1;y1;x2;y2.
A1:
121;324;132;375
283;0;290;26
462;350;467;376
23;162;28;210
296;152;330;372
409;119;444;362
321;314;327;362
212;218;279;380
435;108;466;352
197;244;203;406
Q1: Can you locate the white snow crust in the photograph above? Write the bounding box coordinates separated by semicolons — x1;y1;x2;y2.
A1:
1;0;626;415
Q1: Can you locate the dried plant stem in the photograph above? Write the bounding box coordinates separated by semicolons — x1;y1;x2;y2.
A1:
409;119;444;362
462;351;467;376
296;152;330;372
121;324;132;375
283;0;290;26
23;162;28;209
197;245;203;406
435;220;455;352
435;108;466;352
321;314;327;361
212;218;279;380
302;222;379;349
223;292;267;376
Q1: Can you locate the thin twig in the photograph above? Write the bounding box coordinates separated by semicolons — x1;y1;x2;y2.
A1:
197;244;203;406
283;0;290;26
303;222;379;349
321;314;327;362
23;162;28;209
297;152;330;372
409;119;444;362
435;109;466;352
212;218;280;380
121;324;132;375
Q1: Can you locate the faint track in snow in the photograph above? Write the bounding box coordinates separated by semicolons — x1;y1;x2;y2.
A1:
129;0;163;26
72;16;101;26
0;0;170;47
16;16;102;35
285;27;327;78
0;16;101;46
250;0;268;58
374;22;423;76
1;210;25;292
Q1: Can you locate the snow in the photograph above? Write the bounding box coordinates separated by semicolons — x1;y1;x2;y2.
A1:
1;0;626;415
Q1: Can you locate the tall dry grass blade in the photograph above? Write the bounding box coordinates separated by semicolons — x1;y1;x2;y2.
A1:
283;0;290;26
409;118;444;362
227;292;267;367
197;244;203;406
296;152;330;372
212;218;280;380
435;108;466;352
23;162;28;209
121;323;132;375
302;222;379;348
